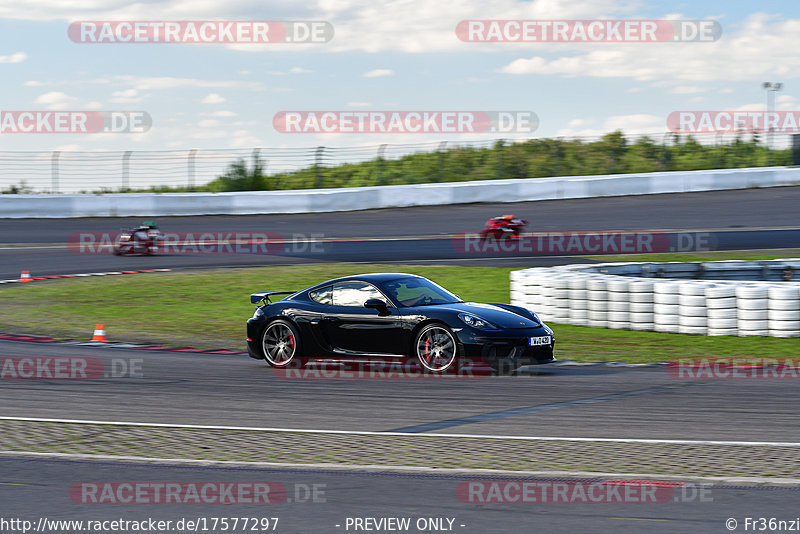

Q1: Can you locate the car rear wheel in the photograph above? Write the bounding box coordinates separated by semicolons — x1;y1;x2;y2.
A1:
414;324;457;372
262;319;300;367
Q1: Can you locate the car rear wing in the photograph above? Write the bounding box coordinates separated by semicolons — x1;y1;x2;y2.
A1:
250;291;297;305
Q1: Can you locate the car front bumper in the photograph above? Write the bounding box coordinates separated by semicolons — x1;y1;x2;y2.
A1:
455;327;556;368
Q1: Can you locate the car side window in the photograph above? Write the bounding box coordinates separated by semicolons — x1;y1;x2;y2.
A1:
332;282;385;307
309;285;333;305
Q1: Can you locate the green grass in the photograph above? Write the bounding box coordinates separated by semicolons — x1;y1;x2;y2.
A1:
587;249;800;263
0;265;512;349
1;263;797;363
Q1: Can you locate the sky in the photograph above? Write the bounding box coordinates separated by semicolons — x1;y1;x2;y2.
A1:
0;0;798;186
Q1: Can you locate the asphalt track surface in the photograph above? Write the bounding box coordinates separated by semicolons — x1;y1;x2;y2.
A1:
1;340;799;532
2;188;799;531
2;340;799;442
2;456;796;533
1;187;799;278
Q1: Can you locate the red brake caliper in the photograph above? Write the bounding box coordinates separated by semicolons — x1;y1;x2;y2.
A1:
289;334;294;351
424;337;431;361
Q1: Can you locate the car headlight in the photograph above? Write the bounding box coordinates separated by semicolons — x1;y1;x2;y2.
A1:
458;313;497;330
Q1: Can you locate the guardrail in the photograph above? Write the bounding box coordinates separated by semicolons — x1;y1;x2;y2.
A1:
1;165;800;218
510;260;800;338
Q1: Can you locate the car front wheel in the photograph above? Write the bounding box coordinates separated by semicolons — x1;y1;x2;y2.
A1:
414;324;457;373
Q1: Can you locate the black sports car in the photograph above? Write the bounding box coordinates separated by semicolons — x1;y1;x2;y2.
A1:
246;273;555;373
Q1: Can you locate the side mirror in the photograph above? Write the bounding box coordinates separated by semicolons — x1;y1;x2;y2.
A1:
364;298;389;313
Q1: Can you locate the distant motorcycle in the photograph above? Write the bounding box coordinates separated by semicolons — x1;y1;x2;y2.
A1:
113;222;162;255
480;215;528;241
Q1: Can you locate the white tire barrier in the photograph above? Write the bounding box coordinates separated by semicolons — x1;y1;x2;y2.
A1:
630;302;655;313
738;298;768;310
569;289;588;300
768;285;799;337
629;292;654;303
707;328;737;336
707;297;736;309
654;303;679;315
706;285;736;298
707;308;734;319
680;316;707;328
510;262;800;338
679;295;706;307
608;311;630;322
707;317;737;329
736;286;770;299
608;301;629;312
739;309;768;320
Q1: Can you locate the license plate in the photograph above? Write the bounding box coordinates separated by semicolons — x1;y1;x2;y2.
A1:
529;336;551;346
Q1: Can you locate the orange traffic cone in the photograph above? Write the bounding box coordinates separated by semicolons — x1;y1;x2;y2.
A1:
91;324;107;342
19;270;32;282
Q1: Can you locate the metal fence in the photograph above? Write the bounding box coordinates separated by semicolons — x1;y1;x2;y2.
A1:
0;132;793;194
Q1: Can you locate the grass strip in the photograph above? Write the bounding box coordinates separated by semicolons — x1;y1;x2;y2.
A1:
1;264;797;363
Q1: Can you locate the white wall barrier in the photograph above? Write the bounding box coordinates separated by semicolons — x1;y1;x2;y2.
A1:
2;165;800;218
511;260;800;338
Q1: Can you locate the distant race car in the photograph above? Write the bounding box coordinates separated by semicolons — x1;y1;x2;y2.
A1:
246;273;555;373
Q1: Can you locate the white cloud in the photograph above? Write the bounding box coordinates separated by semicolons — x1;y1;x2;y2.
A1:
567;118;594;128
499;13;800;84
604;114;663;132
0;0;640;53
362;69;394;78
202;93;227;104
34;91;77;109
191;130;228;139
230;129;263;147
671;86;706;94
112;76;261;91
776;94;796;109
198;119;220;128
0;52;27;63
289;67;312;73
54;143;81;151
24;80;46;87
110;88;142;103
557;114;664;138
209;110;238;117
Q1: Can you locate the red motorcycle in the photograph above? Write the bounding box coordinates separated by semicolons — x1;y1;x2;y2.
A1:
480;215;528;241
113;222;162;255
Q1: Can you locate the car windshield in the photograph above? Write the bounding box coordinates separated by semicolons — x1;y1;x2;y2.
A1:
380;277;461;307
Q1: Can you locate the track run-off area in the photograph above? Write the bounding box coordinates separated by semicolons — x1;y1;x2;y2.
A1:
2;187;800;532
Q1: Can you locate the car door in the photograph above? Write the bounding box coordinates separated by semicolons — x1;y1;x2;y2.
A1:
321;281;405;355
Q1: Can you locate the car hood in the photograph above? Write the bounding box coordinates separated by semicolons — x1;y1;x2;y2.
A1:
436;302;540;329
